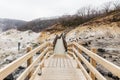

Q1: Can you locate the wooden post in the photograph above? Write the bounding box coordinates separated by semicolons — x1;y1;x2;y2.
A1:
27;47;33;79
77;48;82;62
75;47;82;68
72;45;79;68
90;48;97;80
45;43;50;59
72;45;75;59
46;53;49;59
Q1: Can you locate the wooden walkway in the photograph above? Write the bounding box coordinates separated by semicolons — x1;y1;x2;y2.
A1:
0;35;120;80
34;54;87;80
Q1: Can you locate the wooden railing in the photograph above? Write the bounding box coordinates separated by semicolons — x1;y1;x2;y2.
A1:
0;40;120;80
67;42;120;80
0;42;53;80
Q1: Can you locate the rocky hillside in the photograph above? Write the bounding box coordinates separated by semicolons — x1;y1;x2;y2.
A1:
38;10;120;44
66;11;120;43
0;17;68;32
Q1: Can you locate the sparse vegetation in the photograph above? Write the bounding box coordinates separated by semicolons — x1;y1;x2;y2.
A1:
31;43;39;48
6;32;11;35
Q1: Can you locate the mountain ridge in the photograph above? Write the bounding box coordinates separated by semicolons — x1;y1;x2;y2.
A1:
0;18;26;31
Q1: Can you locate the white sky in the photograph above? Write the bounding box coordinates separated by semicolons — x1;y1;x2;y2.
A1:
0;0;115;21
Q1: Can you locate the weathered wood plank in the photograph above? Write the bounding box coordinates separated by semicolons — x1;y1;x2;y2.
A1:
33;54;87;80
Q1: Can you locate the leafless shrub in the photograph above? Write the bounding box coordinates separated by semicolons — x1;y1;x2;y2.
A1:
113;0;120;10
103;2;112;13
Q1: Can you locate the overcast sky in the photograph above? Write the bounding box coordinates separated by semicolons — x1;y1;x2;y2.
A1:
0;0;115;21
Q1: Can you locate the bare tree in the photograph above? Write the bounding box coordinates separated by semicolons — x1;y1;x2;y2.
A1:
86;6;92;18
77;7;86;17
103;2;112;13
90;8;98;18
113;0;120;10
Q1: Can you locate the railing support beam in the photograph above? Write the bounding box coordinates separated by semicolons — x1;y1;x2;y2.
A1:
90;48;97;80
27;47;33;79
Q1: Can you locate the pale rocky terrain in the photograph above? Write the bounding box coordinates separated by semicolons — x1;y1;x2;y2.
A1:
0;29;39;69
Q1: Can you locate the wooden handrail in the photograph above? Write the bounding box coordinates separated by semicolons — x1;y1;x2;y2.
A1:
68;48;106;80
68;42;120;78
73;48;106;80
29;51;54;80
17;47;52;80
1;39;120;80
40;43;53;52
67;52;92;80
0;42;52;80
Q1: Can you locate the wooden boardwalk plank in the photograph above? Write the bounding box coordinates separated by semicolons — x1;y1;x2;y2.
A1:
35;68;86;80
53;56;57;67
57;56;60;67
61;57;64;68
34;54;87;80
